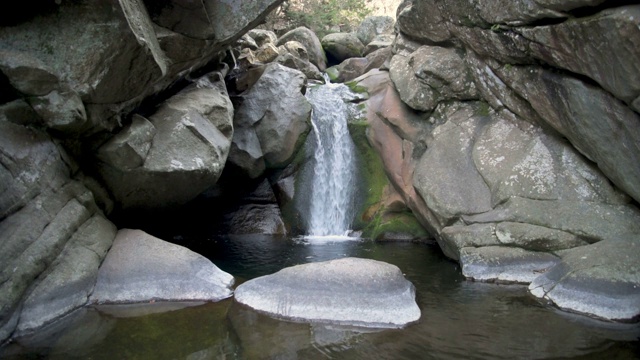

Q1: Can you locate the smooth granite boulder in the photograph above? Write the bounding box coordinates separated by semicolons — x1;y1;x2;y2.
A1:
277;27;327;71
229;63;311;178
96;73;234;209
234;257;420;328
91;229;234;304
321;32;364;64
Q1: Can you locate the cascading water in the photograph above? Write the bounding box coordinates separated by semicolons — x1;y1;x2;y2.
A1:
304;79;358;237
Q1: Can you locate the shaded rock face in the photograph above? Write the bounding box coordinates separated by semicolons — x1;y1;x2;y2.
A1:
0;0;285;342
145;0;284;41
91;229;234;304
321;32;364;64
228;63;311;179
221;180;287;235
0;121;117;339
234;258;420;328
353;0;640;320
96;74;234;210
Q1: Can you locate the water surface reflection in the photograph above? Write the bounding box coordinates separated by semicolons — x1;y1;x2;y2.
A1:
2;235;638;359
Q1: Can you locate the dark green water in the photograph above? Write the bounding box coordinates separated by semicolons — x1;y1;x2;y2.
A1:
2;235;639;359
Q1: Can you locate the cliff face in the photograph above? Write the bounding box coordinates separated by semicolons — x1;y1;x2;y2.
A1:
1;0;640;342
0;0;283;342
351;0;640;320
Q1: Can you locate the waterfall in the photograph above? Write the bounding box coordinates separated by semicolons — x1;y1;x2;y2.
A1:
304;80;358;237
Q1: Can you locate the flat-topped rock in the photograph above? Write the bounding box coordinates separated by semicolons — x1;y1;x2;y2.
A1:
90;229;234;304
234;257;420;328
529;237;640;322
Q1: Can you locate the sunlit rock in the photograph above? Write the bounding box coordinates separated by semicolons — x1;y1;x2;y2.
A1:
91;229;234;304
234;257;420;328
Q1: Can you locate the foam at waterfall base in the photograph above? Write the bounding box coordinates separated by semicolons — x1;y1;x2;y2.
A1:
298;233;361;244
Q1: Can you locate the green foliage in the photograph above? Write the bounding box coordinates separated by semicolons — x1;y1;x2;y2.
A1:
280;0;371;38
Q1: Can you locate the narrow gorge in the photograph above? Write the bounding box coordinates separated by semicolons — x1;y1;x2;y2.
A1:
0;0;639;358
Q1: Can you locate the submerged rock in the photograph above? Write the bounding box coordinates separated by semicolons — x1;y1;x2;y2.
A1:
234;257;420;328
91;229;234;304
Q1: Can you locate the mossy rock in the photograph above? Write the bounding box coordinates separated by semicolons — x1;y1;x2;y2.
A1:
365;211;430;241
347;120;389;233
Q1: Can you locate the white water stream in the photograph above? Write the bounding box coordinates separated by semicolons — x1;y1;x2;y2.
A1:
304;80;358;237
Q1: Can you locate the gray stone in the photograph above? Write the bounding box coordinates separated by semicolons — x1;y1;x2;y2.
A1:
0;121;69;219
229;63;311;178
223;204;286;235
494;222;588;252
16;215;116;334
517;6;640;105
440;224;500;260
0;50;59;96
97;74;234;209
277;27;327;71
356;16;395;46
27;88;87;133
321;33;365;63
327;58;369;83
391;33;422;56
471;0;566;25
464;197;640;243
529;237;640;321
237;34;258;51
91;229;234;304
494;65;640;204
413;103;492;225
533;0;606;11
97;114;156;170
472;110;627;207
278;40;310;62
275;53;324;81
460;246;560;284
234;258;420;328
248;29;278;47
147;0;283;40
254;43;280;64
363;35;394;56
389;46;477;112
396;0;451;43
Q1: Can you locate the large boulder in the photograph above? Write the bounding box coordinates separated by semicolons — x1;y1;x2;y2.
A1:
234;257;421;328
321;32;364;64
90;229;234;304
96;73;234;209
389;46;478;112
275;41;323;81
356;16;395;46
229;63;311;179
144;0;284;40
277;27;327;71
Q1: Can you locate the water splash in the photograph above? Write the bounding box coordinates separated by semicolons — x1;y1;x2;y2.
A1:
304;80;358;237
